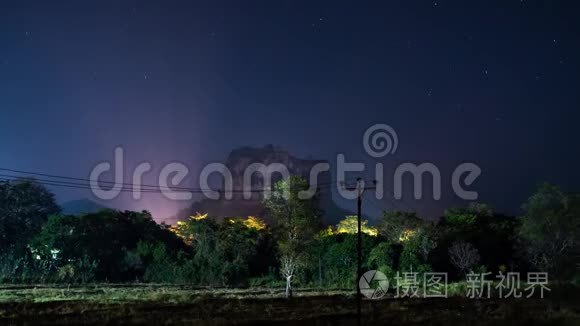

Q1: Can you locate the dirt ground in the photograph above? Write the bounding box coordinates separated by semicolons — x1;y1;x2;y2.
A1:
0;285;578;325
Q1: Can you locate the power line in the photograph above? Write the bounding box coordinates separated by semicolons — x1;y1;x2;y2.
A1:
386;187;418;212
0;168;209;192
0;174;169;192
0;177;164;193
0;173;354;196
0;167;358;194
362;189;416;213
2;167;418;213
0;177;276;194
363;180;418;213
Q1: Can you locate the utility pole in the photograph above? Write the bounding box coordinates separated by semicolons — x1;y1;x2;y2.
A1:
343;178;376;326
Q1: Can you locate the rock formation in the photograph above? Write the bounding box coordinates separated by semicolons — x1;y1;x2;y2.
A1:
185;145;351;225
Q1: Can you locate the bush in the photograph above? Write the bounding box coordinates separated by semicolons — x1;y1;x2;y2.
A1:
249;274;285;288
447;282;469;297
55;255;98;284
0;250;56;283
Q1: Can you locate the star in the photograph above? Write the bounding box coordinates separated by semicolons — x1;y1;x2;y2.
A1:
312;17;326;29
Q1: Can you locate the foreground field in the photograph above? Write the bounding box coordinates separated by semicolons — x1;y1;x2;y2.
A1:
0;284;579;325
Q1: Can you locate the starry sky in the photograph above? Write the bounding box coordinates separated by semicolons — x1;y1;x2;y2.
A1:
1;1;579;222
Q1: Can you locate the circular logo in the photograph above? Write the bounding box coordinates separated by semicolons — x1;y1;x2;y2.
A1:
363;124;398;158
359;270;389;299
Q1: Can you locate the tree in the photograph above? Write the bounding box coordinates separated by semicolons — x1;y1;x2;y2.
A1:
171;214;224;285
218;218;267;286
519;184;579;277
263;176;321;298
367;242;395;278
378;211;423;243
318;233;377;288
445;202;493;219
448;240;480;276
30;209;186;282
399;228;436;274
0;180;60;250
441;203;493;238
169;214;275;286
335;215;378;236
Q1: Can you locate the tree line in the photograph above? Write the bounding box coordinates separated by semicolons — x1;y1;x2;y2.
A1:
0;177;578;294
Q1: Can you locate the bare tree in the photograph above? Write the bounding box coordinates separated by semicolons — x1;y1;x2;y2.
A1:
448;240;480;275
280;255;298;297
264;176;320;298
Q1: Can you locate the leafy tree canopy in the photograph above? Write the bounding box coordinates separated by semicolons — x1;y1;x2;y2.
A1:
0;179;60;250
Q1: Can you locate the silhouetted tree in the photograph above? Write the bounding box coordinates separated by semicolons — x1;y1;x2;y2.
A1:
0;179;60;251
264;176;321;298
378;211;423;243
519;184;579;278
448;240;480;276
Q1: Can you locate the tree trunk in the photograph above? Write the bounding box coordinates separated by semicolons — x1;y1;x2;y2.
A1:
285;276;293;298
318;256;322;287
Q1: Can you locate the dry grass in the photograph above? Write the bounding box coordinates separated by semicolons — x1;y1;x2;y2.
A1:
0;284;353;304
0;284;578;325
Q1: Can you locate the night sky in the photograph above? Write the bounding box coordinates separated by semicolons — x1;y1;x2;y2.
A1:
1;1;579;222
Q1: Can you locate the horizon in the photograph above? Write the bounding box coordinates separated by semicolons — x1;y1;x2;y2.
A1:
2;1;579;222
1;2;578;325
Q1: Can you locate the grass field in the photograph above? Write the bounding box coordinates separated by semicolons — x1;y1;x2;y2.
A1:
0;284;578;325
0;284;353;303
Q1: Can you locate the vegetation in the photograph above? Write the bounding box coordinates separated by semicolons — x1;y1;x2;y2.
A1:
519;184;579;279
0;180;60;251
448;240;480;276
263;176;321;297
0;178;578;293
0;284;578;325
